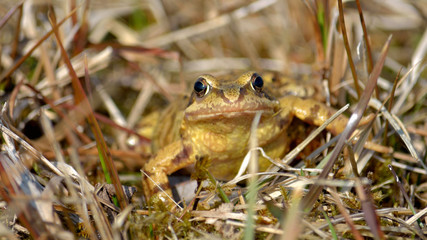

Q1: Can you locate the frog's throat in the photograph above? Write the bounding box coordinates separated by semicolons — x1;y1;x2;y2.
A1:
184;107;275;121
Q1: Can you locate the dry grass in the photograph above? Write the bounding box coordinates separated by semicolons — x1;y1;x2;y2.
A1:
0;0;426;239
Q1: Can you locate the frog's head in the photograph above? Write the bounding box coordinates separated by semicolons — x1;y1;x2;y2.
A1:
184;72;279;121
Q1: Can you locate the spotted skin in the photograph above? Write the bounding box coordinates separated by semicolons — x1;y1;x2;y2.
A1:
142;72;351;201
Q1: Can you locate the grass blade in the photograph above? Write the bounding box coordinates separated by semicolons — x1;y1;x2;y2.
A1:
301;35;392;212
47;8;128;210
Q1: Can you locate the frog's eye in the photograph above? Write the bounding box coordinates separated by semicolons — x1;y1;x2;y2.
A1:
193;78;210;97
250;73;264;92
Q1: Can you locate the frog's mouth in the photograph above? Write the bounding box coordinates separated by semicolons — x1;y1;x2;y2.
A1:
184;105;276;121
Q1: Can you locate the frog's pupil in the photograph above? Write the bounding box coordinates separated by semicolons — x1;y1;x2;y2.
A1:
253;75;264;89
194;80;206;93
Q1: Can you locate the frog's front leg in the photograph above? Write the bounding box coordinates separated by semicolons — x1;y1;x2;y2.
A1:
142;140;195;201
279;95;349;135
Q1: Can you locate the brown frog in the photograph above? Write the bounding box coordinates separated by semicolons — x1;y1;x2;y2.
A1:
141;72;349;199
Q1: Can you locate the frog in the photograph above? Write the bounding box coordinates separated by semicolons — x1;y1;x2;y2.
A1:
141;72;350;200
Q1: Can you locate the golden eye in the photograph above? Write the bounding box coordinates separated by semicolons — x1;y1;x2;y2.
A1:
193;77;210;97
250;73;264;92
